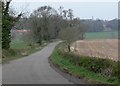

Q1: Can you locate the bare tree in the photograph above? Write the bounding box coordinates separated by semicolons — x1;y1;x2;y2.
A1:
29;14;42;44
72;18;88;40
78;21;88;40
67;9;74;20
62;10;68;19
59;27;80;52
58;6;64;18
31;6;58;41
28;5;87;47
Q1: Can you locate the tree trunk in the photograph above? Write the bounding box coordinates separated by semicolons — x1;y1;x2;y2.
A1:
68;44;71;52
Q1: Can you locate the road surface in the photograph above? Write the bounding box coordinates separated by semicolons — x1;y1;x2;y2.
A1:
2;41;73;84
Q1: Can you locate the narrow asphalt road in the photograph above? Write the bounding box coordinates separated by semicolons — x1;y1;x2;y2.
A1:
2;41;73;84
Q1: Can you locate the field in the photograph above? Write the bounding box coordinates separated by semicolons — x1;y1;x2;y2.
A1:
85;31;118;39
72;39;118;61
10;40;30;49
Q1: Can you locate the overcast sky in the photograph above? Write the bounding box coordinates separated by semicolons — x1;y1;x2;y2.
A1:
11;0;119;20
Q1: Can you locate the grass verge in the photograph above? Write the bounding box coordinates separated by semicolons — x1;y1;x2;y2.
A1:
2;42;48;63
50;43;119;85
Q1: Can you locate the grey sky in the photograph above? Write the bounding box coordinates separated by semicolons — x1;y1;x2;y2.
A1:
11;2;118;20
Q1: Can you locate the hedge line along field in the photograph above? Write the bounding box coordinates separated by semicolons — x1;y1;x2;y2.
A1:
72;39;118;61
51;43;119;84
85;31;118;39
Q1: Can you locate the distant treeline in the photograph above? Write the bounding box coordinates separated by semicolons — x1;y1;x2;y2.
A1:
81;19;118;32
15;18;118;33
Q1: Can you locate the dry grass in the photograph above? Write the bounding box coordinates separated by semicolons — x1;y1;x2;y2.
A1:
72;39;118;61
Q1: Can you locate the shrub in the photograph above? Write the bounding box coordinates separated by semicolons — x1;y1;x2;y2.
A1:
57;49;119;78
8;49;17;56
2;49;18;58
112;62;120;78
28;43;34;49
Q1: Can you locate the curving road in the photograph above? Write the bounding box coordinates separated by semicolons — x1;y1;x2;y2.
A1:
2;41;74;84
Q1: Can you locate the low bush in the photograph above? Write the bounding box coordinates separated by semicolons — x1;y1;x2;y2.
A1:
57;49;119;78
2;49;18;58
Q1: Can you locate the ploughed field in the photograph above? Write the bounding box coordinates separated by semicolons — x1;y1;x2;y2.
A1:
72;39;118;61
